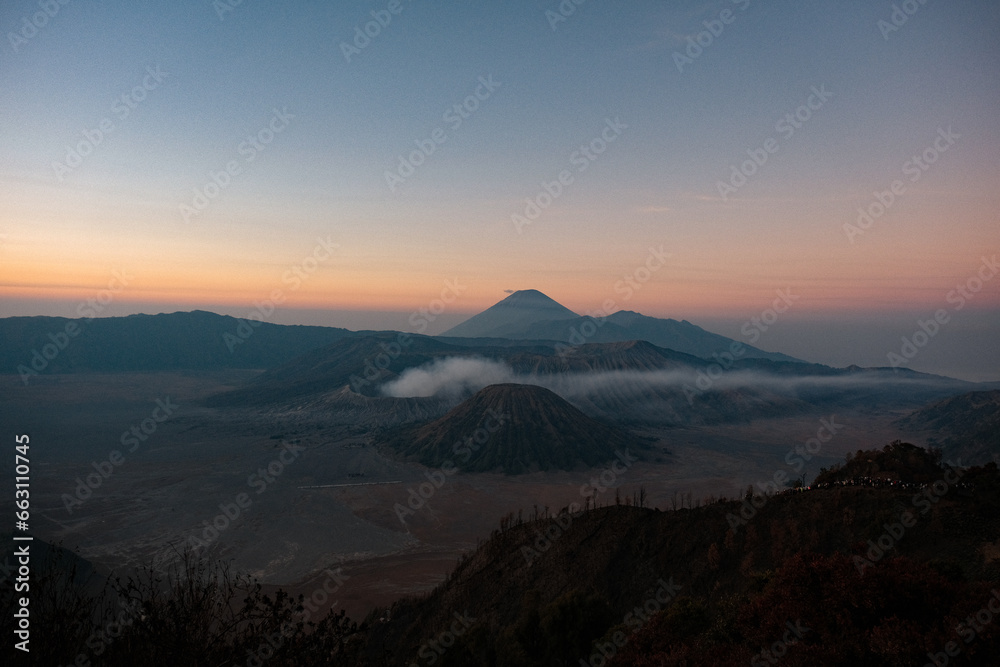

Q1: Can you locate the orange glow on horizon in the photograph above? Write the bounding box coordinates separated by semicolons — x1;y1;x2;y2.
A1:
4;276;996;321
2;216;995;318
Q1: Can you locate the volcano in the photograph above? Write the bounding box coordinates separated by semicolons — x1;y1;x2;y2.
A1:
384;383;642;474
440;289;801;363
440;289;579;339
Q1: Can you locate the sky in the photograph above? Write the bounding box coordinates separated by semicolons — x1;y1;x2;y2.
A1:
1;0;998;379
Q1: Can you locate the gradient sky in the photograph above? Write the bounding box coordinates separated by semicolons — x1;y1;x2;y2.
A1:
1;1;998;377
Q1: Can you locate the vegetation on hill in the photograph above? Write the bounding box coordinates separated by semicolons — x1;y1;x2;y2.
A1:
361;444;1000;665
813;440;948;485
0;547;360;666
5;442;998;665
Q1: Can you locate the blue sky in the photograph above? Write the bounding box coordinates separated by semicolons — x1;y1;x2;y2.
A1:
1;0;998;379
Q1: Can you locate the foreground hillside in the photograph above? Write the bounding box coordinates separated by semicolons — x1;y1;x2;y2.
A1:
5;444;998;665
361;444;1000;666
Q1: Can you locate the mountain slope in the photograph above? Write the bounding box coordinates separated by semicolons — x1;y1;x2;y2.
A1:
504;339;706;375
607;310;800;362
0;311;351;376
516;311;800;362
206;334;975;428
207;337;706;407
383;383;641;473
360;453;1000;666
206;332;466;404
440;289;579;338
896;390;1000;465
440;291;801;363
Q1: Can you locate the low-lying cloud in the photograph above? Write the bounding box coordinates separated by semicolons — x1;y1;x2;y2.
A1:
381;357;517;399
379;356;953;403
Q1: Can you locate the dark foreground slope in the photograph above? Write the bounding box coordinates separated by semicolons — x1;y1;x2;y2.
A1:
6;447;999;666
361;450;1000;666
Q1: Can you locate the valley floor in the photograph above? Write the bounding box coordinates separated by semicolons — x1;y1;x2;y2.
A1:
0;370;940;621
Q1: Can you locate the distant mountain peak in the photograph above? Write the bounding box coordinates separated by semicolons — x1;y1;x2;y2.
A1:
495;289;570;307
440;292;802;364
605;310;644;325
441;290;578;338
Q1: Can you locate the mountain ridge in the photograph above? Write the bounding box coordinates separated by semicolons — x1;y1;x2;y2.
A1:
896;390;1000;465
0;310;352;377
441;290;801;363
